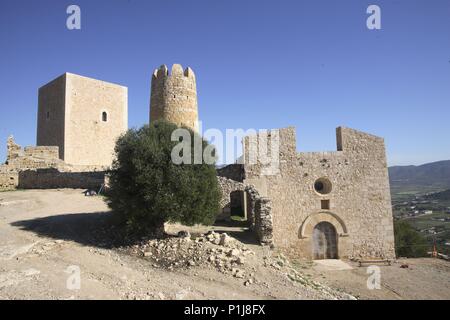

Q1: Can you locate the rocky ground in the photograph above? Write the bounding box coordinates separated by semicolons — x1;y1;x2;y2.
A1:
0;189;449;300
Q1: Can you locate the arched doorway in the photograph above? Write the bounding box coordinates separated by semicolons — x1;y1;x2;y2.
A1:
312;221;338;259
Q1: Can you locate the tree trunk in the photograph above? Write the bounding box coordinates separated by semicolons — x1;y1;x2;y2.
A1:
152;220;165;238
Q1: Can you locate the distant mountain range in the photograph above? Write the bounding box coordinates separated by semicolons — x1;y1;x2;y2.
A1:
389;160;450;193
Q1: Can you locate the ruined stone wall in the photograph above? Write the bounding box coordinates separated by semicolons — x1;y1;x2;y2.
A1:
254;197;274;245
150;64;198;132
6;136;22;162
216;176;272;244
37;73;128;167
4;137;62;170
1;136;60;191
243;127;395;260
0;137;105;191
23;146;59;161
18;168;105;190
0;168;18;191
217;176;246;221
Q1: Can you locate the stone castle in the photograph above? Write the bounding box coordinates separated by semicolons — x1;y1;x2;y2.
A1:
0;64;395;261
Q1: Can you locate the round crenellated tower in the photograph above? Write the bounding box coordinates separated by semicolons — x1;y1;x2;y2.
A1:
149;64;199;132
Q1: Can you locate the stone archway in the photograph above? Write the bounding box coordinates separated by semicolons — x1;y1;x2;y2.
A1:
312;221;338;259
298;211;349;259
299;211;348;239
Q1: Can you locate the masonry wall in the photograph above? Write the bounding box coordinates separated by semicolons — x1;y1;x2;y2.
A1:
216;176;273;245
65;73;127;166
18;168;105;190
5;137;62;170
0;142;62;191
0;169;18;191
217;176;247;221
243;127;395;260
23;146;59;160
0;137;106;191
150;64;199;132
37;74;66;159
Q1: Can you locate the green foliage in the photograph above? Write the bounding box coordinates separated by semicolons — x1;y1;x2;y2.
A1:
105;120;220;236
394;219;428;258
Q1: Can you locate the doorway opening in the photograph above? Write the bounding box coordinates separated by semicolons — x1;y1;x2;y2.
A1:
230;190;247;221
312;221;338;259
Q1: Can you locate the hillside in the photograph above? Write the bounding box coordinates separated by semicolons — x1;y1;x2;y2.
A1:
389;160;450;193
425;189;450;201
389;160;450;256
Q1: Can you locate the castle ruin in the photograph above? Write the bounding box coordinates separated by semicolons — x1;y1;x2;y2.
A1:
1;64;395;261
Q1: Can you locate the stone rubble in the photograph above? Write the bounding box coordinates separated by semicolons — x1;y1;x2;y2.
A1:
265;253;357;300
127;231;255;280
121;230;356;297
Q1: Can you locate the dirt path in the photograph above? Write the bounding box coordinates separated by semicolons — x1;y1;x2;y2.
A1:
307;258;450;300
0;189;336;300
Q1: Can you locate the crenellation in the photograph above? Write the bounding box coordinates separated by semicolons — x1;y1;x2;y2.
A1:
184;66;195;79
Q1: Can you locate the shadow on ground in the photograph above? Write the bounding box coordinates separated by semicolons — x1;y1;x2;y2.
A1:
11;212;127;249
210;220;260;245
218;229;260;245
11;212;260;248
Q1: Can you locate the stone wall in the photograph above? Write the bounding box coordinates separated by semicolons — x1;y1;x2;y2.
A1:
216;176;273;245
255;197;273;245
36;74;66;159
37;73;128;167
217;176;247;221
18;168;105;190
150;64;199;132
0;168;18;191
243;127;395;260
6;145;62;170
2;137;57;191
23;146;59;160
6;136;22;162
0;136;106;191
6;136;59;168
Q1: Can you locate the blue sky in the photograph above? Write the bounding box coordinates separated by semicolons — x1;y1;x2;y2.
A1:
0;0;449;166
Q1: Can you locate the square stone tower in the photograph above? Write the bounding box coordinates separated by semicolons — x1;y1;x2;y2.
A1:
37;73;128;167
